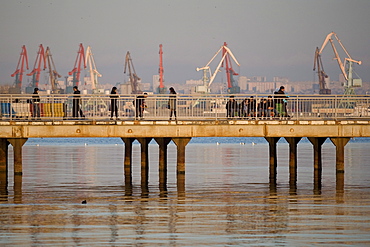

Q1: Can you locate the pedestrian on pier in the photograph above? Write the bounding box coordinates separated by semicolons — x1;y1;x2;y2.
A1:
32;88;40;119
110;87;119;120
168;87;177;120
135;93;147;120
72;86;84;118
266;95;277;118
274;86;289;117
226;96;238;118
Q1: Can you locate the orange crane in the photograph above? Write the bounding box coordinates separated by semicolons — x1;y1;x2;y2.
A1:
45;47;62;93
68;43;86;89
26;44;46;92
11;45;29;93
124;51;141;94
157;44;166;94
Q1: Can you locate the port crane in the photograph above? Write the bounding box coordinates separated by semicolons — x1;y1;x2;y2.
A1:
124;51;141;94
196;42;240;94
85;46;102;92
68;43;86;90
315;32;362;95
26;44;46;93
11;45;29;93
157;44;166;94
45;46;62;93
313;47;331;94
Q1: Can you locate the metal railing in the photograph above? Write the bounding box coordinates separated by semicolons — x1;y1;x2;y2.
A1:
1;94;369;121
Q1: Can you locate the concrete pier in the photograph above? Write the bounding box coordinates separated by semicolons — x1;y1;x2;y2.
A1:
0;119;368;190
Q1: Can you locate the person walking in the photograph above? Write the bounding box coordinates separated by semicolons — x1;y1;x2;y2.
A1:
110;86;119;120
32;87;40;119
168;87;177;120
72;86;84;118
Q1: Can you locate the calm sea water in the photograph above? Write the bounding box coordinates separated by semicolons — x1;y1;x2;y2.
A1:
1;137;370;246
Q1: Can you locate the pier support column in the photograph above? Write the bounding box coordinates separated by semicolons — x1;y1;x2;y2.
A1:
7;138;28;176
0;139;9;195
308;137;327;193
154;138;172;193
285;137;302;189
137;138;152;193
330;137;350;191
172;137;191;196
121;138;135;191
264;137;280;184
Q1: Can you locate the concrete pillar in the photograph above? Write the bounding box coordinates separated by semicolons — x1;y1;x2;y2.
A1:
264;137;280;184
121;138;135;188
0;139;9;195
330;137;350;191
172;137;191;196
7;138;28;176
285;137;301;189
154;138;172;192
137;138;152;188
308;137;327;192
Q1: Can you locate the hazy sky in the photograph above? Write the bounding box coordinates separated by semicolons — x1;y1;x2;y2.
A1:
1;0;369;87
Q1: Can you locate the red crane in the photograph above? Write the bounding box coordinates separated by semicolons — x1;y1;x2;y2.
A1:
68;43;86;88
157;44;166;94
11;45;29;93
27;44;46;89
221;42;240;94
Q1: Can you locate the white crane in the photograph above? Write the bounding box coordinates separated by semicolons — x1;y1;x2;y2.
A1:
318;32;362;95
85;46;102;92
196;43;240;94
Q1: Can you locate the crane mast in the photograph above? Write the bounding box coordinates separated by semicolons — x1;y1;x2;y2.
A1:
68;43;86;92
85;46;102;92
26;44;46;93
45;47;62;94
11;45;29;93
196;42;240;94
316;32;362;95
157;44;166;94
124;51;141;94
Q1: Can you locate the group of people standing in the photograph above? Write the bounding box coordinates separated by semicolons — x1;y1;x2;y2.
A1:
226;86;289;118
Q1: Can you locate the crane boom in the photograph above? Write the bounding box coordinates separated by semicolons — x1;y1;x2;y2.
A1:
11;45;29;92
124;51;141;94
27;44;46;89
85;46;101;90
68;43;86;88
45;47;62;93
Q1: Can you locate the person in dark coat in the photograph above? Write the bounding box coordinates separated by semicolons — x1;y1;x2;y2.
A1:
226;96;238;118
135;93;147;119
72;86;84;118
274;86;289;117
168;87;177;120
32;87;40;119
110;86;119;120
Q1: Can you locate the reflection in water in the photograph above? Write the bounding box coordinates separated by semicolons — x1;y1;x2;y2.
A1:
0;142;369;246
